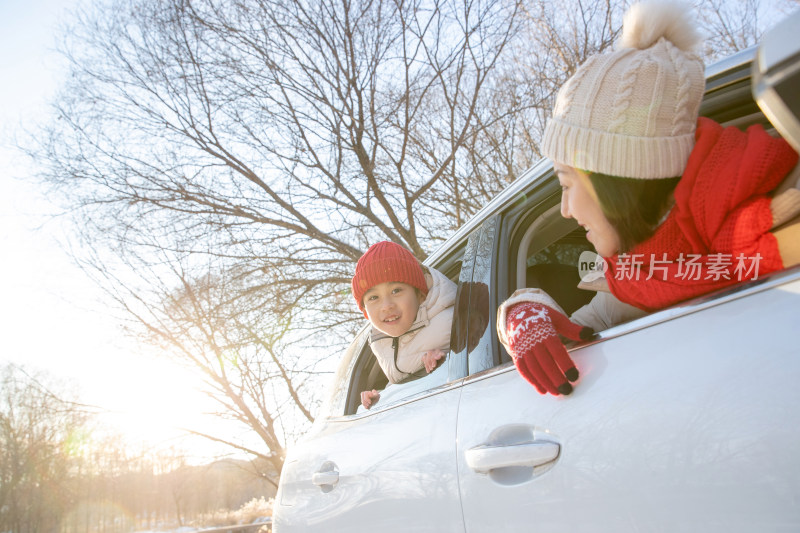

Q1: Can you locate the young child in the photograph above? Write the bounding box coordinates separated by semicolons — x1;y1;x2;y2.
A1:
352;241;457;409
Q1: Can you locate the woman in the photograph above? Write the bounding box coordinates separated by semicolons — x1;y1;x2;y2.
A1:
498;0;800;397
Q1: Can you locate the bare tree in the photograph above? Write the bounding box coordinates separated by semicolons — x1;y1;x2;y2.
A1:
0;364;90;533
463;0;624;191
28;0;524;473
96;247;317;479
697;0;799;59
24;0;794;477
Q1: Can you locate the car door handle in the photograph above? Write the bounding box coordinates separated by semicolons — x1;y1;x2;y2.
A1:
312;466;340;487
465;441;560;473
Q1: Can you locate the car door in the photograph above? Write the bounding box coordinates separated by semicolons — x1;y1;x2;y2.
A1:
455;204;800;531
275;334;464;532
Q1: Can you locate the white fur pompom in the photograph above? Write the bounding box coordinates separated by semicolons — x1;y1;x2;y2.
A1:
620;0;702;52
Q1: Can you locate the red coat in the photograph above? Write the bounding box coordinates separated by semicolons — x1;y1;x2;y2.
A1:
605;117;798;312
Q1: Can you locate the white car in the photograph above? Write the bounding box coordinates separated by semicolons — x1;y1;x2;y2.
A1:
274;12;800;533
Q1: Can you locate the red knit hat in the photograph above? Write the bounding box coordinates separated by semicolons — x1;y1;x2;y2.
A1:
352;241;428;317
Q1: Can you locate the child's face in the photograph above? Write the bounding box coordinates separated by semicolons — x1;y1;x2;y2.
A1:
556;162;621;257
363;281;423;337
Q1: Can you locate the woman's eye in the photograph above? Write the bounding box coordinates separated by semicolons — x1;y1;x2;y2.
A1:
392;287;403;294
367;295;377;301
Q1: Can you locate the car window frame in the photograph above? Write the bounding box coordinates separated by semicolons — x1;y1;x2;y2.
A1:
461;172;563;378
323;238;474;419
463;46;799;380
459;215;502;375
481;163;800;382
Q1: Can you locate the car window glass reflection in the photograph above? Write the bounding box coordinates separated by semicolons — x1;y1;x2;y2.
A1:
453;281;490;355
466;217;499;375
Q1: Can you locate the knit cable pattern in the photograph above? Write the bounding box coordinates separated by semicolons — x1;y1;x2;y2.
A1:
667;39;694;136
609;50;643;134
559;54;598;118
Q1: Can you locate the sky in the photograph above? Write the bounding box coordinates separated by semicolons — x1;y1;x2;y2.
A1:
0;0;237;462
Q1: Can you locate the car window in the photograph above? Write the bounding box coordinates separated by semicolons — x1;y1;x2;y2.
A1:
493;102;797;360
481;44;797;365
523;217;595;316
495;181;592;298
461;217;498;375
464;176;598;376
320;326;371;418
325;242;469;418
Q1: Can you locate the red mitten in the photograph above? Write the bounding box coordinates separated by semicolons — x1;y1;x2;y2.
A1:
505;302;593;395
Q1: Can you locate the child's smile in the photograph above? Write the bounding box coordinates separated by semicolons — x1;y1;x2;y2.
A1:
363;281;424;337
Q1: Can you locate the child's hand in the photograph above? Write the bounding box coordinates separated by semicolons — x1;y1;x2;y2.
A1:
360;389;380;409
422;349;445;373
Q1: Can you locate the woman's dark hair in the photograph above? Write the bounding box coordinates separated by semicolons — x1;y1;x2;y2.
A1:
588;172;681;253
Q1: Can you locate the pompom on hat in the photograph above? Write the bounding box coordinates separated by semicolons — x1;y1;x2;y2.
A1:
541;0;705;179
352;241;428;317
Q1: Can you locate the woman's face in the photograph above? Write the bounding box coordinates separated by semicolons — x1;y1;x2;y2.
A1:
556;163;622;257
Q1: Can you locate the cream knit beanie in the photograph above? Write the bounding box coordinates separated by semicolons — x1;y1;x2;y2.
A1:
541;0;705;179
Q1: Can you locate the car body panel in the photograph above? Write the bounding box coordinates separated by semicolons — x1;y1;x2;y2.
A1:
457;274;800;532
275;364;464;532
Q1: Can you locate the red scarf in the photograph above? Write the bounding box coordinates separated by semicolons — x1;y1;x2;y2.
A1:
605;117;798;312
